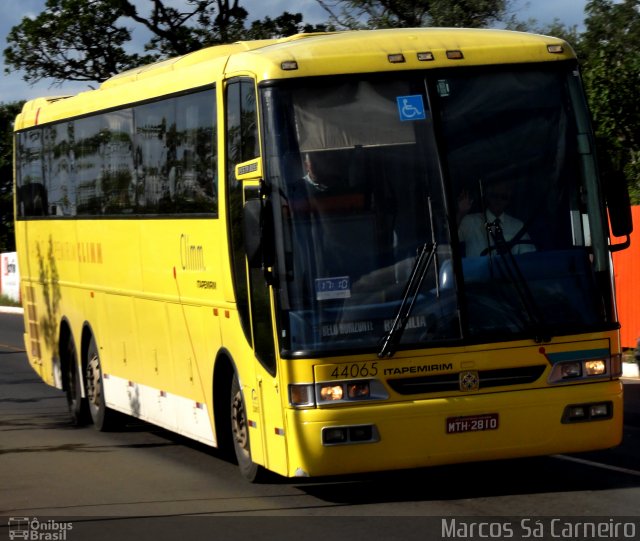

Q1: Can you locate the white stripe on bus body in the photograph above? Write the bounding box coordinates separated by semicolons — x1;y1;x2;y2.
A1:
103;373;217;447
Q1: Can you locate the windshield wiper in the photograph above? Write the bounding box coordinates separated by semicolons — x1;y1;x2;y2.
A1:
378;242;437;359
486;220;551;343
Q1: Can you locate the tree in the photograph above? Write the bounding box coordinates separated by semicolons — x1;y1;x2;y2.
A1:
4;0;151;84
578;0;640;202
503;2;639;204
246;12;332;40
315;0;509;29
112;0;248;56
504;17;581;48
0;102;24;253
3;0;327;86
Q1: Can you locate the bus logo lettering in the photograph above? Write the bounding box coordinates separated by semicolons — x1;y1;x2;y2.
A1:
384;363;453;376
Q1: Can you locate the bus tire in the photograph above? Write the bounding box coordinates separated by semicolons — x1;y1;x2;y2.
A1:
65;335;89;426
230;373;265;482
85;336;121;431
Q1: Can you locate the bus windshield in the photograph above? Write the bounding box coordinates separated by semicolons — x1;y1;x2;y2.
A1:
262;63;613;356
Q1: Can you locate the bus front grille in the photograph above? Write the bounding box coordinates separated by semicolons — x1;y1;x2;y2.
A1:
386;365;547;395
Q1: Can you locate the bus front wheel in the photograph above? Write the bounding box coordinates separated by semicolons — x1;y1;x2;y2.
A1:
230;374;264;482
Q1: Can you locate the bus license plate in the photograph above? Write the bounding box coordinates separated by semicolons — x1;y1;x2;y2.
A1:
446;413;499;434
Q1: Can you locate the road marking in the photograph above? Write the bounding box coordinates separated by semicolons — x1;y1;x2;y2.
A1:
553;454;640;478
0;341;25;353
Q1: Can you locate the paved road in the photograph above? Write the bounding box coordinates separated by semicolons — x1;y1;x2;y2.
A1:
1;311;639;540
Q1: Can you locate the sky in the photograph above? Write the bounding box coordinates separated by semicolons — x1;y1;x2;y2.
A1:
0;0;589;105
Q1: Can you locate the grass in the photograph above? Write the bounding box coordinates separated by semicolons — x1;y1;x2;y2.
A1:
0;294;21;307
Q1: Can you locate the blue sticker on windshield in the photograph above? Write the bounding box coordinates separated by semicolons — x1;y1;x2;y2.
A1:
397;95;427;121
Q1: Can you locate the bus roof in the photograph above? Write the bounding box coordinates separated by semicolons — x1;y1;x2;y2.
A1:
15;28;574;130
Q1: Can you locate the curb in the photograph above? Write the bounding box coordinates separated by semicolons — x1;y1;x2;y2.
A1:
0;306;23;315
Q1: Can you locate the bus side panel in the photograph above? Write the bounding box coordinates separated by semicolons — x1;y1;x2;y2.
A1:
90;218;224;444
17;220;85;388
98;293;140;393
133;298;175;422
17;230;47;382
258;361;289;475
82;218;142;388
166;303;220;445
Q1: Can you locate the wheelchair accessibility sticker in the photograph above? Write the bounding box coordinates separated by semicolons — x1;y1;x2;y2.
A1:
397;95;427;121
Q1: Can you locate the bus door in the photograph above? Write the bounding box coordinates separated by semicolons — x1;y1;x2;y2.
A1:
226;77;287;474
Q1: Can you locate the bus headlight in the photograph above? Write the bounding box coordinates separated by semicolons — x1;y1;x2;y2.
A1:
288;380;389;408
548;356;616;384
320;384;344;401
317;379;388;405
347;381;371;399
585;359;606;376
560;362;582;378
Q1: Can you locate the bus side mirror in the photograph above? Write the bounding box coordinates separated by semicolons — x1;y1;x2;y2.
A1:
243;193;275;270
238;158;275;270
606;170;633;251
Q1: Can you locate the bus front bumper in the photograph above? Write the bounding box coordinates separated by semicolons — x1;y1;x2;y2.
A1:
283;380;623;478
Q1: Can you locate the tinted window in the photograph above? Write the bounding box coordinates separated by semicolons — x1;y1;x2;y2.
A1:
16;88;217;218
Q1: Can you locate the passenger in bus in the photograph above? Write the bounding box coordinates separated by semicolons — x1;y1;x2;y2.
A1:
457;179;535;257
302;153;329;192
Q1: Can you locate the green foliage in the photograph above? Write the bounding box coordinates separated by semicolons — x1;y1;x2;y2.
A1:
579;0;640;203
504;1;639;205
113;0;248;55
316;0;507;29
428;0;507;28
4;0;151;84
3;0;325;85
0;102;23;253
0;294;21;307
246;12;333;40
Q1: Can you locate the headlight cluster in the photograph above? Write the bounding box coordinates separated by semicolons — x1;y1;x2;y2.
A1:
289;379;389;408
548;354;622;384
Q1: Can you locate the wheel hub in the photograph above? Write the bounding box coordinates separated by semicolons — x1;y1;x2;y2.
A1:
231;392;249;454
86;354;101;408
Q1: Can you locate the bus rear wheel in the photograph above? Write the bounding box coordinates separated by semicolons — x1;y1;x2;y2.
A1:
65;336;89;426
230;374;265;482
85;336;121;431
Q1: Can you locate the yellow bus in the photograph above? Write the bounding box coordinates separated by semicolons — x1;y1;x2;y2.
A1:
13;28;633;481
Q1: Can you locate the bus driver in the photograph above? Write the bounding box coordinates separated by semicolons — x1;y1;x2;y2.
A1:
457;179;535;257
